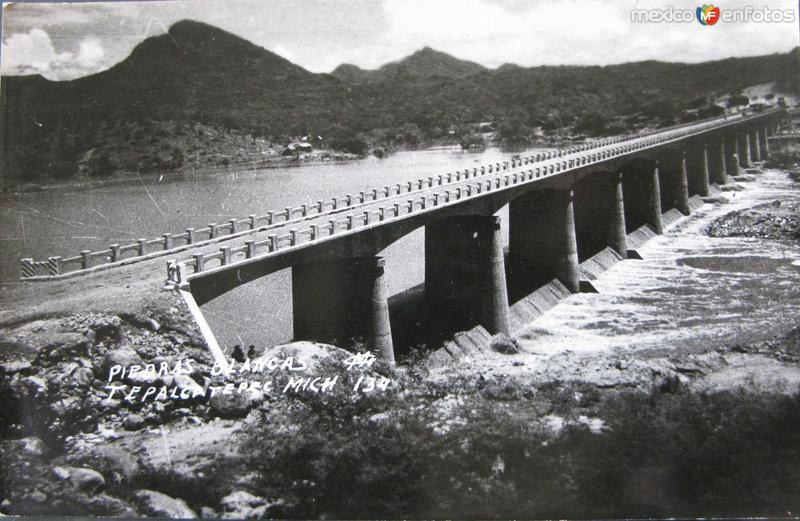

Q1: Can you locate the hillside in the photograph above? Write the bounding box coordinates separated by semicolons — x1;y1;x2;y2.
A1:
2;19;798;187
333;47;488;83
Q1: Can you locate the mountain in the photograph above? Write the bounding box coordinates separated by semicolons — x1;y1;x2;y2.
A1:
332;47;488;83
2;19;798;187
330;63;380;83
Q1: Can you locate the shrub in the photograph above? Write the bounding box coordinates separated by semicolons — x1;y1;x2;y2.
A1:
88;151;117;177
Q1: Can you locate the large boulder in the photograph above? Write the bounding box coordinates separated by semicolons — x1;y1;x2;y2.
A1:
53;466;106;494
122;413;146;431
219;490;282;519
16;436;46;458
134;489;197;518
173;373;206;399
41;332;92;361
209;390;253;418
252;341;350;375
490;333;520;354
102;345;143;376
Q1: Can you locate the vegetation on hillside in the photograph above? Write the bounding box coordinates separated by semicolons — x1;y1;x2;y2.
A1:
2;19;798;186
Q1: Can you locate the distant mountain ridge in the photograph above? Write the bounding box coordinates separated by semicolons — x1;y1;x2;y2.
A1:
2;19;798;186
332;47;488;83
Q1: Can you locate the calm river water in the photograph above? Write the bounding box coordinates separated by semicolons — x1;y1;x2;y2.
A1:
0;147;545;348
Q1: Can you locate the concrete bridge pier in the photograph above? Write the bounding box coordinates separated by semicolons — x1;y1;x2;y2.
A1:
752;127;762;162
425;215;510;336
292;255;394;363
726;133;740;177
708;138;727;185
622;161;664;235
738;129;752;168
509;189;580;299
687;143;711;197
658;150;691;215
574;172;628;261
760;123;771;159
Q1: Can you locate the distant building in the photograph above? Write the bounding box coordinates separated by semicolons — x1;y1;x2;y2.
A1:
281;142;313;156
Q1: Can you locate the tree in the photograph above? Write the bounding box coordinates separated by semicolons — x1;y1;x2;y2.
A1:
727;94;750;108
459;132;486;150
574;112;610;137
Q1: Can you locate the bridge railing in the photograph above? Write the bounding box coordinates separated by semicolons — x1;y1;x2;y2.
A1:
22;108;780;280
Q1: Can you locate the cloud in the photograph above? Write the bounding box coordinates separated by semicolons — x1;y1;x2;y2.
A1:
75;37;105;69
1;28;107;79
0;28;71;76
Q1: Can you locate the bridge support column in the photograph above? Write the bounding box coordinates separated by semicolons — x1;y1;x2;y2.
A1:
659;150;691;215
709;138;727;185
760;123;770;159
293;255;394;363
509;189;580;298
687;143;710;196
738;129;751;168
425;215;510;336
726;134;740;177
752;128;762;162
574;172;628;261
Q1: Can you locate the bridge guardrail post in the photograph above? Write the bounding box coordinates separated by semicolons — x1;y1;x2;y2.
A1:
267;211;275;224
49;256;62;275
163;233;173;250
208;224;218;239
221;246;231;265
246;240;256;258
137;239;147;256
21;258;34;278
192;253;205;273
110;244;121;261
249;215;257;229
268;235;278;251
228;219;237;234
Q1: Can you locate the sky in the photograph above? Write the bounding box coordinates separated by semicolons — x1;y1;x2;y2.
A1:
1;0;799;80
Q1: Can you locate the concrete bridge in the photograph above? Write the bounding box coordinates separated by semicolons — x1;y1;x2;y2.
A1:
168;109;783;363
156;108;785;365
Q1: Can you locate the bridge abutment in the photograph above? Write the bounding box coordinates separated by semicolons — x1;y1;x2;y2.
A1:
574;172;628;261
425;215;510;336
292;255;394;362
509;189;580;298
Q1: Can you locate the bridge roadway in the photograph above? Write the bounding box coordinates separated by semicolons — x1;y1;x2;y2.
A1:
159;108;783;365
